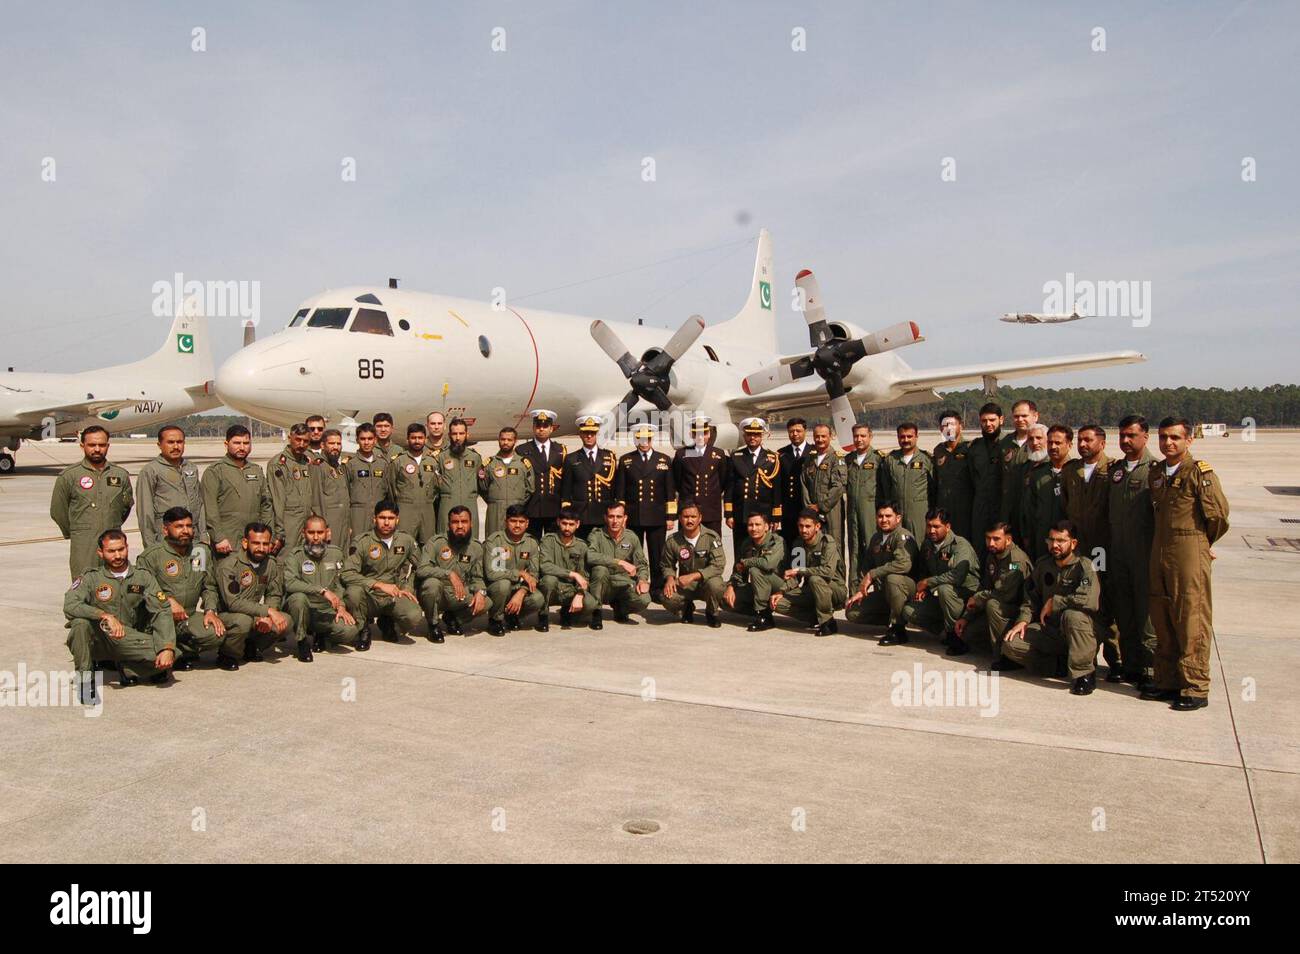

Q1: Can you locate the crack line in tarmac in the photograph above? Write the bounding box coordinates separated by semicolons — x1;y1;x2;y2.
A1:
1212;635;1268;863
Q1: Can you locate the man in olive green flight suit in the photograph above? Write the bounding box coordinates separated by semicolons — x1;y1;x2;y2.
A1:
64;530;176;702
136;425;204;548
136;505;228;669
416;505;489;640
800;423;848;559
267;423;316;553
281;514;363;660
1141;417;1230;711
537;508;597;627
968;402;1006;559
311;428;352;548
586;501;652;628
773;508;847;636
435;418;485;538
1109;415;1159;686
844;423;883;584
343;501;424;646
999;520;1105;695
724;511;786;631
998;399;1039;525
387;423;440;547
1060;424;1120;673
932;410;974;545
478;426;535;537
952;522;1030;658
881;422;934;543
899;508;981;653
201;424;273;561
482;505;546;635
50;425;133;580
1020;424;1070;563
345;423;390;548
847;501;919;642
204;522;291;666
660;503;727;626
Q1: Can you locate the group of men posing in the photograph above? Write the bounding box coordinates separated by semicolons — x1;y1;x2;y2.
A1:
51;401;1228;713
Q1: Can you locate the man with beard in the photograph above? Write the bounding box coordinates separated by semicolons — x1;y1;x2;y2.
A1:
311;428;352;548
201;424;273;562
483;504;546;636
880;421;934;543
772;509;846;637
847;501;920;645
844;423;883;584
137;425;205;549
1061;423;1120;675
660;503;726;627
561;415;617;538
899;508;980;655
953;522;1030;660
64;529;176;702
723;511;785;631
776;418;811;550
479;426;535;536
416;505;488;640
268;423;315;554
586;501;652;629
343;500;423;647
282;514;363;660
538;508;598;629
517;409;566;539
967;402;1005;559
800;423;848;562
1000;520;1105;696
932;411;973;545
303;415;327;462
1109;415;1159;688
203;522;291;667
372;413;398;459
615;423;676;599
387;423;439;546
672;415;729;535
1020;424;1071;563
345;423;389;547
51;425;133;580
1010;423;1049;550
137;506;227;670
435;418;486;538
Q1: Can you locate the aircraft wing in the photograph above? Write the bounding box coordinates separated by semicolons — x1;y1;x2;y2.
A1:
885;350;1145;392
0;392;139;427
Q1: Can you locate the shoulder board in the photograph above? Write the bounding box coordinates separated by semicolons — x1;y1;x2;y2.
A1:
1196;460;1212;472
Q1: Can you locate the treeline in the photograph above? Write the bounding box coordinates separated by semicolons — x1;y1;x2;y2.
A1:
131;414;283;438
863;384;1300;430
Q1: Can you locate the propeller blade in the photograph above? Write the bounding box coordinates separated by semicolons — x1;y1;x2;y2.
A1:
859;320;923;356
741;356;816;396
590;321;640;378
796;269;833;348
828;394;857;451
660;314;706;363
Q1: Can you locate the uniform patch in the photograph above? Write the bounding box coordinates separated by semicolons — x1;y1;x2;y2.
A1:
163;560;180;577
292;470;302;480
127;584;144;594
1153;476;1164;488
679;546;692;561
245;471;260;480
369;544;382;559
191;555;204;570
239;569;254;587
439;546;452;561
70;576;82;590
78;475;94;490
394;546;406;554
374;469;384;477
302;561;316;574
95;583;113;601
405;463;416;474
1112;468;1125;483
107;475;122;486
444;460;456;470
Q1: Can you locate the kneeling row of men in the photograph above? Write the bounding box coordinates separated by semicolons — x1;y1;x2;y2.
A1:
64;484;1122;705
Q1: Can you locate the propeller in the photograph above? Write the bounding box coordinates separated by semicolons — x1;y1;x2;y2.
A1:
742;269;923;448
590;314;705;444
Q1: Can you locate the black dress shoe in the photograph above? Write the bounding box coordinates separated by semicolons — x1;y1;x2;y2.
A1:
313;634;328;653
1122;672;1147;687
379;617;398;642
296;641;314;662
945;637;970;657
682;606;695;624
1105;668;1124;684
1172;695;1209;711
706;612;721;629
1070;675;1095;695
536;613;549;633
427;624;445;644
878;625;909;646
217;654;240;671
613;607;629;623
812;619;838;637
746;611;775;632
1139;686;1178;701
442;613;464;636
505;613;521;632
488;618;506;637
244;643;265;662
355;628;372;651
119;673;139;687
559;608;572;629
589;609;603;631
990;657;1024;672
174;653;199;672
150;672;171;685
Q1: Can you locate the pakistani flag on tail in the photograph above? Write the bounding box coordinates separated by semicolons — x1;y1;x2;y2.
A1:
177;333;194;354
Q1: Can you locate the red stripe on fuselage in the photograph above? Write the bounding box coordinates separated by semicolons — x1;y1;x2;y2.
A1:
507;306;541;428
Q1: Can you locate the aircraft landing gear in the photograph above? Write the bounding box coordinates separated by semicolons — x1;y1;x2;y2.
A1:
0;452;14;474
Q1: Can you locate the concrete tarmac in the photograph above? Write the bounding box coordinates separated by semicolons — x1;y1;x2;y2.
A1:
1;432;1296;862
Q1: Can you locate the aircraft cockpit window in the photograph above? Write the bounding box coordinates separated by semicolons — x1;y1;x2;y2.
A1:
306;307;352;330
351;308;394;336
355;293;382;305
288;308;311;327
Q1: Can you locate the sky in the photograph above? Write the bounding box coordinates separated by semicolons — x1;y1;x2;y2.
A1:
1;1;1296;394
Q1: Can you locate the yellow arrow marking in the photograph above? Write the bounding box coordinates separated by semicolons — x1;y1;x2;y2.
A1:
419;333;444;340
447;309;469;328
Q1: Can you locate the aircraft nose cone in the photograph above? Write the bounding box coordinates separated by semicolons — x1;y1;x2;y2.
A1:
215;347;260;411
215;340;322;424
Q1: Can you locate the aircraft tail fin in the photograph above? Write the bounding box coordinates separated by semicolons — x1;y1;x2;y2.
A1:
106;298;214;388
714;228;778;355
